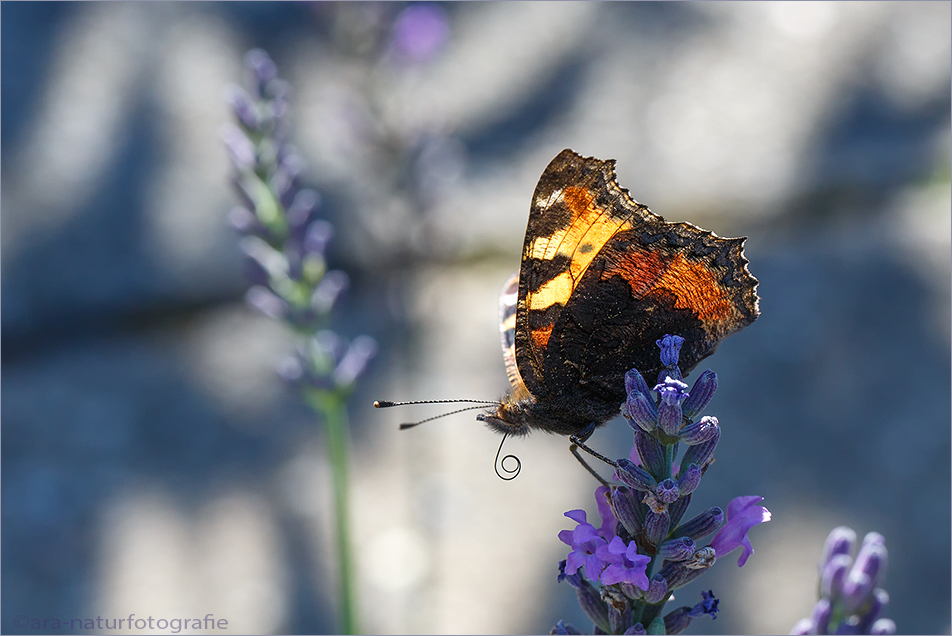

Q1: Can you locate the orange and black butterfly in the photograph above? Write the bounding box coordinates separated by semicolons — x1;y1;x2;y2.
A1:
377;150;759;458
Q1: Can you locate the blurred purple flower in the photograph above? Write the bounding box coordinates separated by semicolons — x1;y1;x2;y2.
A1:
390;3;450;63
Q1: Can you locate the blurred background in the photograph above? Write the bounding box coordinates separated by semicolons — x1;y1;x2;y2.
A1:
2;2;950;634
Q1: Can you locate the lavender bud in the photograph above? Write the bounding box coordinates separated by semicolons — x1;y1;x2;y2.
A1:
667;493;691;529
304;220;335;257
333;336;377;389
611;486;643;537
608;603;631;635
625;392;658;433
226;85;260;130
820;553;851;599
623;623;646;635
644;510;670;547
287;189;321;231
311;270;349;314
276;355;304;385
221;123;257;173
657;335;685;367
643;575;668;604
870;619;896;635
676;464;701;496
662;607;692;635
672;507;724;541
820;526;857;570
577;580;610;633
655;479;680;504
616;459;657;492
240;236;290;279
633;430;666;477
680;420;719;473
245;286;288;319
789;618;815;635
679;415;719;445
856;589;889;634
657;537;696;561
681;370;717;419
245;48;278;98
625;368;653;399
656;378;688;436
810;598;832;635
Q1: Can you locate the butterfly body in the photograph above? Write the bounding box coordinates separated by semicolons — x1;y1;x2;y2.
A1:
479;149;760;438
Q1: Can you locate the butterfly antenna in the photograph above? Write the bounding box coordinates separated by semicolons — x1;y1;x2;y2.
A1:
394;404;493;430
494;433;522;481
374;399;498;408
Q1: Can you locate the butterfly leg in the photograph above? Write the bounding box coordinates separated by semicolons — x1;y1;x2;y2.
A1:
569;423;616;486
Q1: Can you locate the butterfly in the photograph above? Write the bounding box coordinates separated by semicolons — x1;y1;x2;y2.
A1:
377;149;759;460
475;149;759;441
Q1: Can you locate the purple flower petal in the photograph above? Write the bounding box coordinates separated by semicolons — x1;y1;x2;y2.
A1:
710;495;771;567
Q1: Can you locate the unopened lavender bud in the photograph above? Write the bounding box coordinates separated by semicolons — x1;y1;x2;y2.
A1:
625;368;653;399
617;459;657;492
245;48;277;97
856;589;889;634
643;574;668;604
656;379;688;436
246;286;288;319
644;510;670;547
680;421;719;472
625;392;658;432
679;415;718;445
790;618;814;635
656;479;680;504
623;623;646;635
311;270;349;314
333;336;377;389
672;507;723;541
820;526;856;570
870;618;896;635
842;540;887;612
658;537;695;561
662;606;691;635
810;598;832;635
576;580;610;633
681;370;716;419
633;430;665;477
611;487;643;537
608;604;631;634
287;189;321;230
676;464;701;496
222;123;257;173
820;553;851;598
657;335;685;367
667;493;691;529
226;85;260;130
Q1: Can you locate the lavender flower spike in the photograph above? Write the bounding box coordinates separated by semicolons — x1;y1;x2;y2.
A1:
791;527;895;635
710;495;771;567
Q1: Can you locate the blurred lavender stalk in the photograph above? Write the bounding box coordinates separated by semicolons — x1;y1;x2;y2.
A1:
790;527;895;635
224;49;375;635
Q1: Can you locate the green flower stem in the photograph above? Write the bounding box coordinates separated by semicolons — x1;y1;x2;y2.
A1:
304;388;360;635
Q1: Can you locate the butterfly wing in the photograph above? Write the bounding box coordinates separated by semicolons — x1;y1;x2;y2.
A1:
515;149;759;410
497;270;531;402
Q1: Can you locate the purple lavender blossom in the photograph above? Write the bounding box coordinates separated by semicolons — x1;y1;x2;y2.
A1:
557;334;770;634
596;536;650;589
792;527;895;635
710;495;771;567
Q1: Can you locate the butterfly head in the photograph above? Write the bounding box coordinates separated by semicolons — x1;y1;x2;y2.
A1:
476;394;535;438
